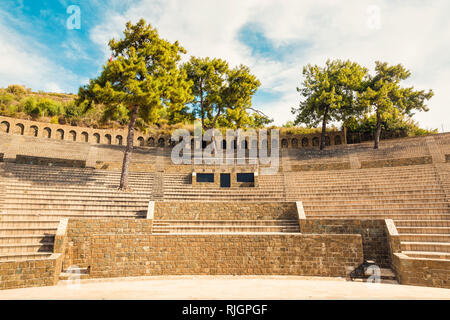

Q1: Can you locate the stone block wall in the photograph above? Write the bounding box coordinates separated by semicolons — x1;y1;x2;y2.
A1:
88;234;363;278
63;219;153;270
291;162;351;171
154;201;298;220
360;156;432;168
392;253;450;289
16;154;86;168
299;219;391;267
0;254;62;290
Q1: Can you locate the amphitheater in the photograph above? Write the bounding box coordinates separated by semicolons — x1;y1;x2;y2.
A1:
0;115;449;296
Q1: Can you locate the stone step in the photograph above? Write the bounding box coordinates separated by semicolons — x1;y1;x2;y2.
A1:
399;234;450;242
393;220;450;227
0;227;58;235
0;252;53;262
306;214;450;220
401;241;450;253
0;220;60;227
288;189;444;196
305;208;449;215
2;203;148;210
0;234;55;245
402;251;450;260
286;186;444;193
303;203;449;210
1;198;150;205
396;227;450;234
2;208;147;214
2;189;153;197
286;178;441;186
0;243;53;254
288;195;447;201
0;214;144;221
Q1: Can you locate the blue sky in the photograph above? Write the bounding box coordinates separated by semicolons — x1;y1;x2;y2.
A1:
0;0;449;130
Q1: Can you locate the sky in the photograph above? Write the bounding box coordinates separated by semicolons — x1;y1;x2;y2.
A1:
0;0;449;131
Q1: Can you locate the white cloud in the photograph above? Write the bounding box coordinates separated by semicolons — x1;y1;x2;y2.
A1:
0;20;81;93
88;0;450;130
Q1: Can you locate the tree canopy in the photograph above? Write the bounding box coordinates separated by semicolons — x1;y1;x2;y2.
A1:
182;57;263;130
292;59;368;149
78;19;192;190
358;61;434;149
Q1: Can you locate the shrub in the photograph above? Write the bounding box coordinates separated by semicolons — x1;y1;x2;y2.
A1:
6;84;27;96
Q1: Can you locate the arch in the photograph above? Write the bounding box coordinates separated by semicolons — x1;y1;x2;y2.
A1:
43;127;51;139
14;123;24;135
93;133;100;144
69;130;77;141
105;134;112;145
281;138;288;148
137;136;144;147
291;138;298;148
81;132;88;142
0;121;10;133
222;140;227;149
30;125;38;137
312;137;319;147
158;137;165;147
56;129;64;140
116;135;123;145
148;137;155;147
334;135;342;145
324;136;330;146
302;138;309;147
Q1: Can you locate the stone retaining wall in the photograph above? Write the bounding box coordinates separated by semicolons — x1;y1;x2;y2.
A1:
154;201;298;220
88;233;363;278
360;156;432;168
0;255;62;290
392;253;450;289
63;219;153;270
299;219;391;267
291;162;351;171
16;154;86;168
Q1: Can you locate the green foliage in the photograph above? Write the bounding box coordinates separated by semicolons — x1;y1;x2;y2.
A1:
22;97;41;118
292;59;368;149
64;101;84;119
346;114;437;137
6;84;27;96
78;19;193;127
182;57;261;129
292;59;368;127
358;61;434;148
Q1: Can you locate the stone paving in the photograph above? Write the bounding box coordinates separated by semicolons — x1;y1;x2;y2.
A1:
0;276;449;300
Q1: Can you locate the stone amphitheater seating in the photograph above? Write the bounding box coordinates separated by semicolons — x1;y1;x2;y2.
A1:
286;164;450;260
0;129;449;289
0;163;153;262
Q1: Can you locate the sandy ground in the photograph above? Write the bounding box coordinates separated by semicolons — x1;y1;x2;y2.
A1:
0;275;449;300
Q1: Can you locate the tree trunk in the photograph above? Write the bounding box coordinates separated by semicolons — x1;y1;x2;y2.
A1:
320;106;329;150
343;125;347;145
119;105;139;191
374;110;382;149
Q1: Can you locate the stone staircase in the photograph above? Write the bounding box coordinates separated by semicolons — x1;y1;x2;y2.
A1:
286;164;450;261
0;163;154;262
162;173;286;201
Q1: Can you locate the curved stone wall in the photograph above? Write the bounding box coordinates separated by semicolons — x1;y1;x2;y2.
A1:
0;116;345;149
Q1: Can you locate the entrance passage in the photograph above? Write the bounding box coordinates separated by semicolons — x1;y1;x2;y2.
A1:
220;173;231;188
